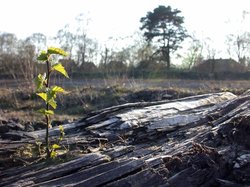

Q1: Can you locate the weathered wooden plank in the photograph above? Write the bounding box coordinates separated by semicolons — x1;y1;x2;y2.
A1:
105;169;167;187
0;161;48;180
30;121;87;139
29;92;236;140
216;178;246;187
127;144;162;159
1;153;109;186
86;117;120;130
116;92;236;124
82;92;236;142
105;145;135;159
72;158;145;187
165;167;195;187
35;159;135;187
34;154;109;184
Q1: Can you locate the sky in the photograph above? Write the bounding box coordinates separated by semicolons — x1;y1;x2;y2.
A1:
0;0;250;59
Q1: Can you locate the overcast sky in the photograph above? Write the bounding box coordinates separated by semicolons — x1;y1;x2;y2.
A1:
0;0;249;58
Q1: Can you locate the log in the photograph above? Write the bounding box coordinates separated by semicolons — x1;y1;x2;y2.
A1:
2;92;250;186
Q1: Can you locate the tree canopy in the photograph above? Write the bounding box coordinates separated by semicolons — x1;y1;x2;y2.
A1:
140;5;188;69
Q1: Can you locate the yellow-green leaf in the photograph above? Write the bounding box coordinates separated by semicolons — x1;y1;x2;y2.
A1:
48;47;67;56
37;92;47;102
45;109;54;115
37;50;48;61
34;74;46;91
52;86;65;93
59;125;64;132
37;92;57;109
50;150;57;158
48;98;57;109
37;109;54;115
47;90;56;100
52;144;61;149
52;63;69;78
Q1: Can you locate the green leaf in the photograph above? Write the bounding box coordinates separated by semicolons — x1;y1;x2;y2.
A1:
59;125;65;140
37;92;47;102
52;86;65;93
50;150;57;158
52;144;61;149
59;125;64;132
37;50;48;61
47;89;56;100
48;98;57;109
37;91;57;109
48;47;67;56
37;109;54;115
34;74;46;91
52;63;69;78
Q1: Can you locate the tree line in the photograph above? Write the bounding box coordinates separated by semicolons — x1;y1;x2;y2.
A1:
0;5;250;80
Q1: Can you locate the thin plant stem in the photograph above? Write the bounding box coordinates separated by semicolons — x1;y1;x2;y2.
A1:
45;60;51;158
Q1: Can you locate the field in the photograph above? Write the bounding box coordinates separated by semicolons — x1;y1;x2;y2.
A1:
0;78;249;124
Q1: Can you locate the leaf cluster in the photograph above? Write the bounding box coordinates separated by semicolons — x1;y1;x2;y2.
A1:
50;125;65;158
35;47;69;116
37;47;68;62
35;47;69;159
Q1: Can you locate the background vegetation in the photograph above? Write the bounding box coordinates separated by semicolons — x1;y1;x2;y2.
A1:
0;5;250;123
0;6;250;82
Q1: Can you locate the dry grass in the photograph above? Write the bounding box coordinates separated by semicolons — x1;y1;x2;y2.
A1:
0;78;249;122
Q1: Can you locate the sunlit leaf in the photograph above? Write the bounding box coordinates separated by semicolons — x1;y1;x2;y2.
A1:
50;150;57;158
52;63;69;78
52;86;65;93
37;109;54;115
37;92;47;102
34;74;46;91
59;125;65;140
48;47;67;56
48;98;57;109
37;50;48;61
52;144;61;149
37;92;57;109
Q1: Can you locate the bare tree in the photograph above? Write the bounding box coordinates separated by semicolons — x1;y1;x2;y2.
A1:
0;33;18;79
56;24;76;60
226;32;250;64
25;33;47;54
17;40;36;80
225;11;250;65
182;36;203;69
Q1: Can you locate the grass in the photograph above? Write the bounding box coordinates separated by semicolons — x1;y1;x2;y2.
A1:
0;78;249;123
